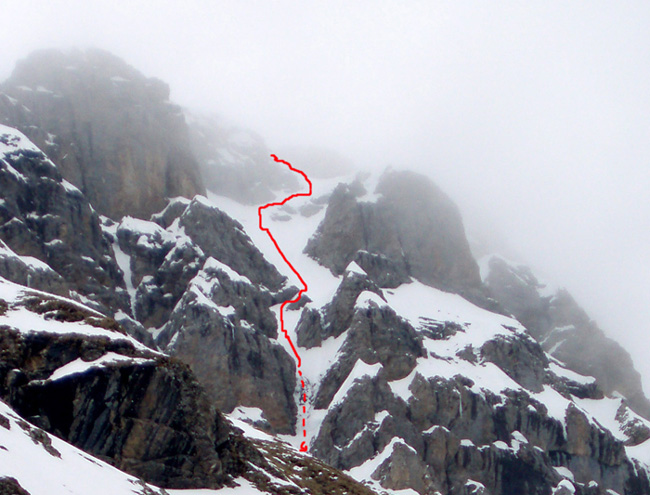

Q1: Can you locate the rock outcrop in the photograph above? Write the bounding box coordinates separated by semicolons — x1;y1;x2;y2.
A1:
0;398;171;495
158;276;298;434
0;275;380;494
103;197;299;434
0;49;204;220
305;171;483;298
0;477;31;495
0;239;68;297
297;265;650;495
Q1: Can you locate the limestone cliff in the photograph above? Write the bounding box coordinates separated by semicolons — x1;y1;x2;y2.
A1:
0;49;204;220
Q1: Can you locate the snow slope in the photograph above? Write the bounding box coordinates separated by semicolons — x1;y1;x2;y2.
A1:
0;398;274;495
0;400;168;495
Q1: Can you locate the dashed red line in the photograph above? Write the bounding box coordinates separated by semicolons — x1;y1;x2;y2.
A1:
258;154;312;452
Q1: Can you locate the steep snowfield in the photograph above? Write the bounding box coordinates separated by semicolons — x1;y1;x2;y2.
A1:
0;124;49;158
0;400;168;495
206;174;349;308
0;399;271;495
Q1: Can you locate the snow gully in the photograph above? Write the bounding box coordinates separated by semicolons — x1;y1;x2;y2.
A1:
257;154;312;452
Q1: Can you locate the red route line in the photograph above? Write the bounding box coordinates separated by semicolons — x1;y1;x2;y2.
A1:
258;154;312;451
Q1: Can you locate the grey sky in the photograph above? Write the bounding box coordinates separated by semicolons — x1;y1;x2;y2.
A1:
2;1;649;391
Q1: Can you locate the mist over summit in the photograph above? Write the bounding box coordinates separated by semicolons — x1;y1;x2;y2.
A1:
1;48;203;220
1;8;649;492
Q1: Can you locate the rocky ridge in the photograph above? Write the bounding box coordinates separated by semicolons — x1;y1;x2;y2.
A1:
481;255;650;420
292;258;650;494
102;195;301;434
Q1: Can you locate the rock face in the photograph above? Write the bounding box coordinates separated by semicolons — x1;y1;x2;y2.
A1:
0;287;249;489
305;171;483;297
0;49;204;220
158;277;298;434
0;398;172;495
483;255;650;419
0;125;128;314
0;477;32;495
297;269;388;348
0;239;68;297
112;197;288;327
297;270;425;412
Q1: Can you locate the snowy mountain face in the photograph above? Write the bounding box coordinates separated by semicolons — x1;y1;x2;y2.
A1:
0;122;128;315
2;49;650;495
